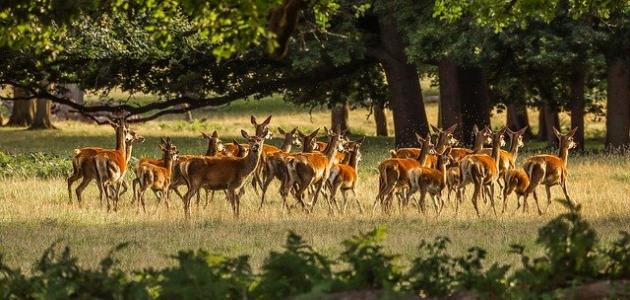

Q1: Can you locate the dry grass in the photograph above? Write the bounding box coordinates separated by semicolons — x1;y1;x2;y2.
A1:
0;98;627;272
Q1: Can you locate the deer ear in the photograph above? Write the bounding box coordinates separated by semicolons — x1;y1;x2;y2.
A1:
250;115;257;126
444;147;452;155
498;126;508;137
291;127;298;134
430;125;441;133
201;132;210;139
241;130;250;139
212;130;218;138
358;136;366;145
160;137;167;144
552;127;562;138
298;130;306;138
569;127;578;137
310;128;320;138
518;126;529;135
446;123;458;133
415;132;425;143
262;115;272;126
232;139;240;146
472;125;479;135
277;127;286;135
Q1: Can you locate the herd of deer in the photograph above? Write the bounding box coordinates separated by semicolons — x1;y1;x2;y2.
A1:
65;114;578;218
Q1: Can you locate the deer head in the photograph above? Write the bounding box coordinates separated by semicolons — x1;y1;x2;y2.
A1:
298;128;319;152
202;130;225;153
553;127;578;150
251;115;273;139
507;126;528;149
159;137;179;161
278;127;302;148
241;129;266;153
431;124;459;152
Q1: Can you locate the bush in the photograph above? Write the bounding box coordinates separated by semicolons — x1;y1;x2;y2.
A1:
0;150;71;179
2;201;630;299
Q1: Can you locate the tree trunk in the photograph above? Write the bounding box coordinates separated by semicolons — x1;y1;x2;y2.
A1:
377;15;429;147
331;101;350;133
539;103;560;146
374;101;388;136
605;56;630;149
438;58;463;140
54;83;84;120
569;68;586;151
6;87;35;127
29;98;56;129
458;66;491;146
506;102;533;140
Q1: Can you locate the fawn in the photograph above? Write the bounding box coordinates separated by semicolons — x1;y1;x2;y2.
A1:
134;138;179;213
327;137;365;214
409;147;452;216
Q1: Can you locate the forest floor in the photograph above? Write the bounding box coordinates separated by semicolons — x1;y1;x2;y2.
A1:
1;96;628;271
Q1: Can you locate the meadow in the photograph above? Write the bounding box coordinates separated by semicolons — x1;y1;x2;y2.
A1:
1;95;629;273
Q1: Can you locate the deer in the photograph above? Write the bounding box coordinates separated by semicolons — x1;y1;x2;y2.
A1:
409;147;452;216
93;127;145;212
479;126;528;187
133;138;179;213
502;168;530;214
327;137;365;214
374;133;434;213
167;131;226;202
390;124;458;165
286;128;343;213
223;115;274;194
449;125;493;161
458;127;507;216
179;129;268;218
67;117;131;206
522;127;577;215
258;127;303;210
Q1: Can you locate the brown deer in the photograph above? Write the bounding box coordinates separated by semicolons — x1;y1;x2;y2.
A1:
522;127;577;215
374;133;434;213
459;127;507;216
134;138;179;213
479;126;528;187
390;124;458;164
502;168;530;213
93;128;145;212
67;117;130;205
327;137;365;214
449;125;493;161
179;129;268;218
409;147;452;216
287;128;343;213
258;127;302;210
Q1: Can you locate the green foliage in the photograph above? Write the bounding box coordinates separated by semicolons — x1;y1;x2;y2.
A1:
3;203;630;298
0;150;71;179
254;231;333;299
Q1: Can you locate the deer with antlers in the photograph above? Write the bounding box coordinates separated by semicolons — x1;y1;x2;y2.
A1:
286;128;343;213
522;127;577;215
327;137;365;214
92;125;145;212
409;147;452;216
459;127;507;216
179;129;268;218
258;127;303;210
374;133;434;213
133;138;179;213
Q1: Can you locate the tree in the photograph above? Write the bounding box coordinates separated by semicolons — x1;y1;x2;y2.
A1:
29;98;56;129
6;87;35;127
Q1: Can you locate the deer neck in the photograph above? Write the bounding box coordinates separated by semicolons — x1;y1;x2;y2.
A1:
115;127;126;152
348;149;359;170
435;135;447;154
323;135;339;167
280;138;293;152
124;142;134;165
508;136;520;161
559;143;570;168
471;136;484;153
491;141;501;169
440;162;447;186
243;142;264;176
415;144;430;165
163;154;174;175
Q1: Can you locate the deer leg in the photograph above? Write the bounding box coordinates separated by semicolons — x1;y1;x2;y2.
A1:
418;188;427;214
74;177;92;207
489;183;497;216
182;183;198;218
544;184;552;212
561;180;573;205
67;171;81;204
532;189;542;215
259;172;275;211
471;182;481;217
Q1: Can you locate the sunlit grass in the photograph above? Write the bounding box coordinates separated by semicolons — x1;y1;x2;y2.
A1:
0;96;624;272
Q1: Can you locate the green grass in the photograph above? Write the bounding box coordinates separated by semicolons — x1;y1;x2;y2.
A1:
1;96;627;273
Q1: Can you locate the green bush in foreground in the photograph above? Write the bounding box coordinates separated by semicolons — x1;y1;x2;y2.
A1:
1;201;629;299
0;150;71;179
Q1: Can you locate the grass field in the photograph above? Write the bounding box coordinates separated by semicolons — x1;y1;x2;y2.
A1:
1;96;629;273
